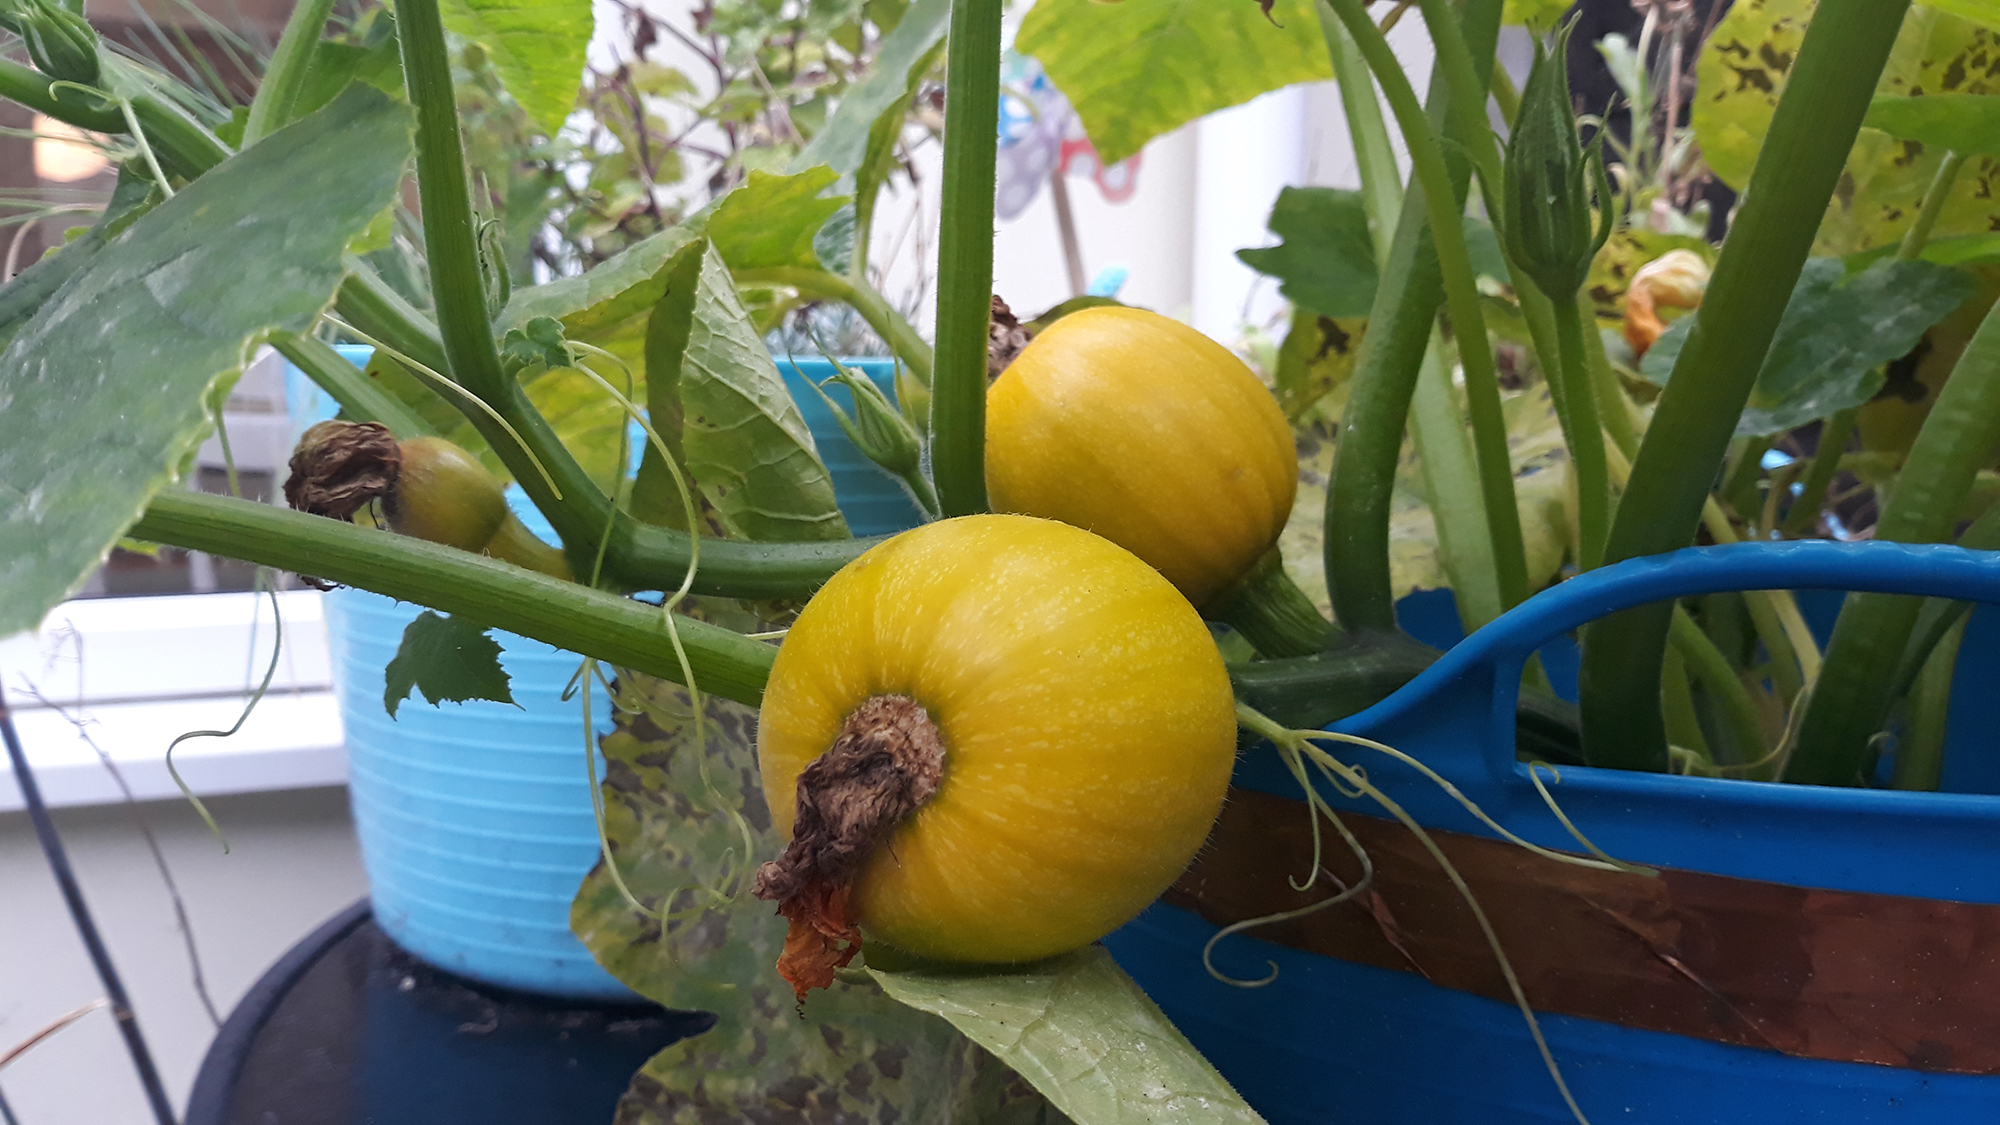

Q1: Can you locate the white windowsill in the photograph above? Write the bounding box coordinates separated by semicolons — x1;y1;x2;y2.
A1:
0;590;348;812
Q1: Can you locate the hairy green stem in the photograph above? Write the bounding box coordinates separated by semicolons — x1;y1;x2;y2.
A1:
1788;298;2000;784
273;334;431;439
1780;408;1854;537
1320;0;1508;631
929;0;1002;517
242;0;335;146
130;491;776;707
734;265;934;384
1204;549;1338;658
1581;0;1914;772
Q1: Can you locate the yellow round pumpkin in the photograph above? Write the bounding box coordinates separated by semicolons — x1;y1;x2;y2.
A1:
985;306;1297;607
756;514;1236;966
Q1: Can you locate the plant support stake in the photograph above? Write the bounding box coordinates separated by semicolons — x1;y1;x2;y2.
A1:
0;685;178;1125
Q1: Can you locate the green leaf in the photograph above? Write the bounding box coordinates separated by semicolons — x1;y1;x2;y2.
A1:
500;224;705;341
438;0;592;139
1238;187;1507;319
708;167;850;273
499;314;572;374
0;169;157;353
1640;257;1978;436
381;610;515;717
1016;0;1332;166
570;672;1060;1123
869;946;1266;1125
793;0;950;188
0;86;413;638
1864;93;2000;153
1236;188;1378;318
670;244;850;541
813;202;857;274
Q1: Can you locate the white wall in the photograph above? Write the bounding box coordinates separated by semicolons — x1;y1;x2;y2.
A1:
0;787;366;1123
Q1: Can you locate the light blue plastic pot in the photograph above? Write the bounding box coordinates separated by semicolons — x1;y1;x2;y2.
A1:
297;351;922;998
1105;540;2000;1123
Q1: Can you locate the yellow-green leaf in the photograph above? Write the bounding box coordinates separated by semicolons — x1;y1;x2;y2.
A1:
1016;0;1331;165
438;0;593;139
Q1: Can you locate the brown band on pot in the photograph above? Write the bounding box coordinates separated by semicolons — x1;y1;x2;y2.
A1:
1165;786;2000;1075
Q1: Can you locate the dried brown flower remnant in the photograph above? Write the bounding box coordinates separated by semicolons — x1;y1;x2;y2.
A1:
988;295;1035;381
284;421;401;521
752;695;946;1000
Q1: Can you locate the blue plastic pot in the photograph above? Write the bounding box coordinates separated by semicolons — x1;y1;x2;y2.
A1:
1106;541;2000;1123
299;353;921;999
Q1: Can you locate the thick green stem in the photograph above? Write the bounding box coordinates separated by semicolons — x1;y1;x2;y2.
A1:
1203;549;1338;658
1581;0;1914;773
1333;0;1523;610
1891;614;1964;792
734;265;934;384
241;0;335;146
1890;505;2000;701
1408;330;1504;631
1320;0;1509;631
1317;6;1401;263
130;491;775;707
1668;607;1764;770
335;264;451;376
1788;298;2000;785
0;57;122;130
1550;295;1610;569
929;0;1002;516
1577;293;1642;457
274;334;432;439
1780;408;1854;537
398;0;619;575
1660;646;1711;765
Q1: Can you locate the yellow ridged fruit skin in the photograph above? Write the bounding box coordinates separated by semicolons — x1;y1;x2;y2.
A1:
756;514;1237;965
389;436;509;552
985;306;1297;607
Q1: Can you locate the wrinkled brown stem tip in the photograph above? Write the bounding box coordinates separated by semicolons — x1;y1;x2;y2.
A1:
753;694;945;1000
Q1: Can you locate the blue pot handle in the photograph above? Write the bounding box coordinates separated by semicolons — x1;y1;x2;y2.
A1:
1331;540;2000;791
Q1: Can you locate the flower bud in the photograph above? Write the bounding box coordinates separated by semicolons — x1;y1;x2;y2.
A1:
817;361;924;480
1499;20;1612;301
15;0;100;86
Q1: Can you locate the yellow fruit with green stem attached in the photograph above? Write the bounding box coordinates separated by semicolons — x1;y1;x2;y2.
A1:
985;306;1297;609
753;514;1236;992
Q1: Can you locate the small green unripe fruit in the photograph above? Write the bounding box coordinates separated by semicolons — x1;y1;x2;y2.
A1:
385;437;509;551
